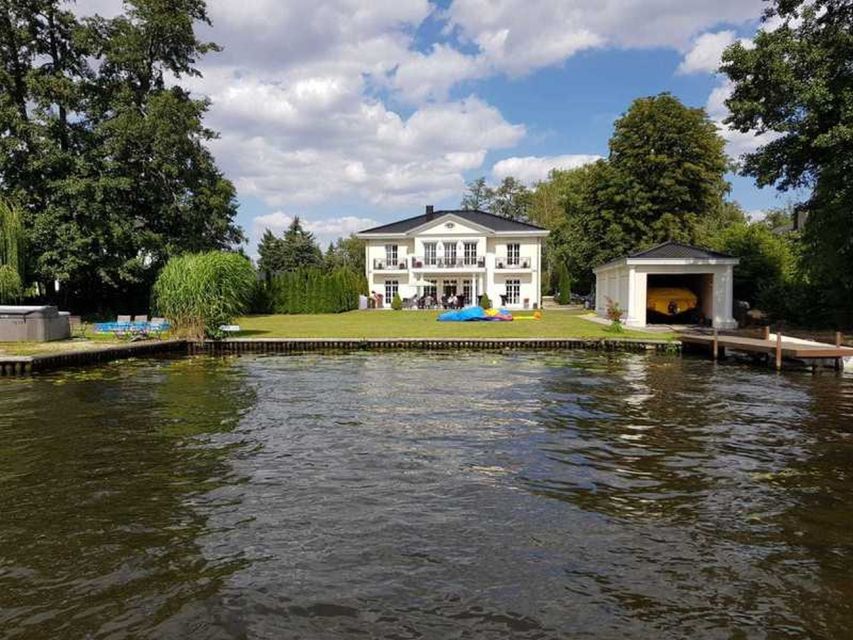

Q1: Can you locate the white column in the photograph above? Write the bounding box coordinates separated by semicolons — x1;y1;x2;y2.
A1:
625;268;647;327
712;266;737;329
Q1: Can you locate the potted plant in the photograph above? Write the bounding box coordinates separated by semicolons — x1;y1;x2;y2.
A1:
398;262;406;270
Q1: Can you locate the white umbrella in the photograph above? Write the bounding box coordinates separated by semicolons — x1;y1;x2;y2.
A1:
413;278;434;287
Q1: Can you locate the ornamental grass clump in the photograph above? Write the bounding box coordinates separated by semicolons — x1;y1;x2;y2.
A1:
153;251;256;340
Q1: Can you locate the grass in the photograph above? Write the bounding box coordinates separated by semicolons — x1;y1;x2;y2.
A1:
234;309;676;340
0;312;675;357
0;325;132;357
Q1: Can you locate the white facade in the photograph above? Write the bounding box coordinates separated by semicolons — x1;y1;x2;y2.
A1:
357;211;548;309
594;254;739;329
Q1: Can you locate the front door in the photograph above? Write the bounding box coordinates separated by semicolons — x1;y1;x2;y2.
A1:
443;280;458;298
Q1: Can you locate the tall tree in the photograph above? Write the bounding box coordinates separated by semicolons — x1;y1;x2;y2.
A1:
527;94;734;291
460;176;531;220
324;234;365;275
460;177;492;210
608;93;730;243
722;0;853;324
0;0;242;310
279;217;323;272
257;229;285;278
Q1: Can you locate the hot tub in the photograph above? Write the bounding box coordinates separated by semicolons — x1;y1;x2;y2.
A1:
0;306;71;342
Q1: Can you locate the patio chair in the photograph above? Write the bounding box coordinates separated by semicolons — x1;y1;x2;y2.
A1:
149;317;169;339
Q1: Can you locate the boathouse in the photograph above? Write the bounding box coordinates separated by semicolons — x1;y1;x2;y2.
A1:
593;241;739;329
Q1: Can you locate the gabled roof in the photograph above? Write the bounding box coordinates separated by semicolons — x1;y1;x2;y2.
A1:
357;209;547;236
628;241;733;260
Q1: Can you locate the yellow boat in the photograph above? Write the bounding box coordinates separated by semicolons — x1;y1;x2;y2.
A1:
646;287;698;316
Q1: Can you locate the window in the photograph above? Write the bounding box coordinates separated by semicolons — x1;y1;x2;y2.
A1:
462;281;472;303
507;243;520;265
464;242;478;265
385;280;398;303
443;280;457;298
385;244;398;265
424;242;437;265
424;279;437;298
444;243;457;266
505;279;520;304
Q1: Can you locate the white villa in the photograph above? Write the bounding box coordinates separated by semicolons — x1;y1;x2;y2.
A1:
357;206;549;309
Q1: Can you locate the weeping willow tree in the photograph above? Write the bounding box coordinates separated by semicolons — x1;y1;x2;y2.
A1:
0;199;25;303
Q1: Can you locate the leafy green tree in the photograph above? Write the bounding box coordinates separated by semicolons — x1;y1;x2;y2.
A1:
530;94;733;292
0;0;242;311
722;0;853;325
608;93;730;243
460;176;531;220
460;177;492;210
710;222;797;305
324;234;365;274
490;177;531;221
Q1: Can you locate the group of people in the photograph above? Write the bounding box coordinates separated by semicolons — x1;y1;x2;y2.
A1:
405;293;467;310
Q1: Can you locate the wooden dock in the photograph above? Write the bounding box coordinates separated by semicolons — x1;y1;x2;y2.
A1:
680;330;853;370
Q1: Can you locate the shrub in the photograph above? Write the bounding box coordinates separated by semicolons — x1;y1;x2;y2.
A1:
0;199;25;304
605;297;624;333
269;267;365;314
479;293;492;309
0;264;22;303
391;293;403;310
556;263;572;305
153;251;256;340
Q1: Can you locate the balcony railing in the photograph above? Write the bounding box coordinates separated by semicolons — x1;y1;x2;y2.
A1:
373;258;408;271
410;256;485;269
495;257;532;269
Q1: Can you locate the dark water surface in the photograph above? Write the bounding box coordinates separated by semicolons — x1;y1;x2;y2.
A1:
2;352;853;639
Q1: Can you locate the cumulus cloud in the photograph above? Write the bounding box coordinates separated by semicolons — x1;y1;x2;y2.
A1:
444;0;763;76
70;0;772;238
677;30;738;74
492;154;602;184
251;212;379;254
705;79;781;161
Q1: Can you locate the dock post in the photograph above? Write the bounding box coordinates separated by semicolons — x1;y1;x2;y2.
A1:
762;325;770;341
835;331;842;348
712;328;719;360
775;330;783;371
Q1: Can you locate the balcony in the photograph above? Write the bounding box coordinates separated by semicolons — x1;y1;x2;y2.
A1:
495;257;532;270
373;258;408;271
410;256;485;270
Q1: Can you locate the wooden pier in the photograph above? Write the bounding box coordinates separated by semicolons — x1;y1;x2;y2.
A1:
680;330;853;370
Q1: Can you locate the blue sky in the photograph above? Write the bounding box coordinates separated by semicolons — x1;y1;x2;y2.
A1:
75;0;797;251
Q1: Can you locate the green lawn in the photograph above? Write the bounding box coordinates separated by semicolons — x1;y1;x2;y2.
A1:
235;310;675;340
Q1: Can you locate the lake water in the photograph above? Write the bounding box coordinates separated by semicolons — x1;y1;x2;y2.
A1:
1;352;852;639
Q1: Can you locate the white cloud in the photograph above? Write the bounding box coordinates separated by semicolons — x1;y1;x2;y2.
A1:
251;212;378;254
69;0;773;243
677;30;737;74
705;79;781;161
492;154;602;184
444;0;764;76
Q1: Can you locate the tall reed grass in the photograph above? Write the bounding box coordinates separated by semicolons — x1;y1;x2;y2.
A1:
153;251;256;339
